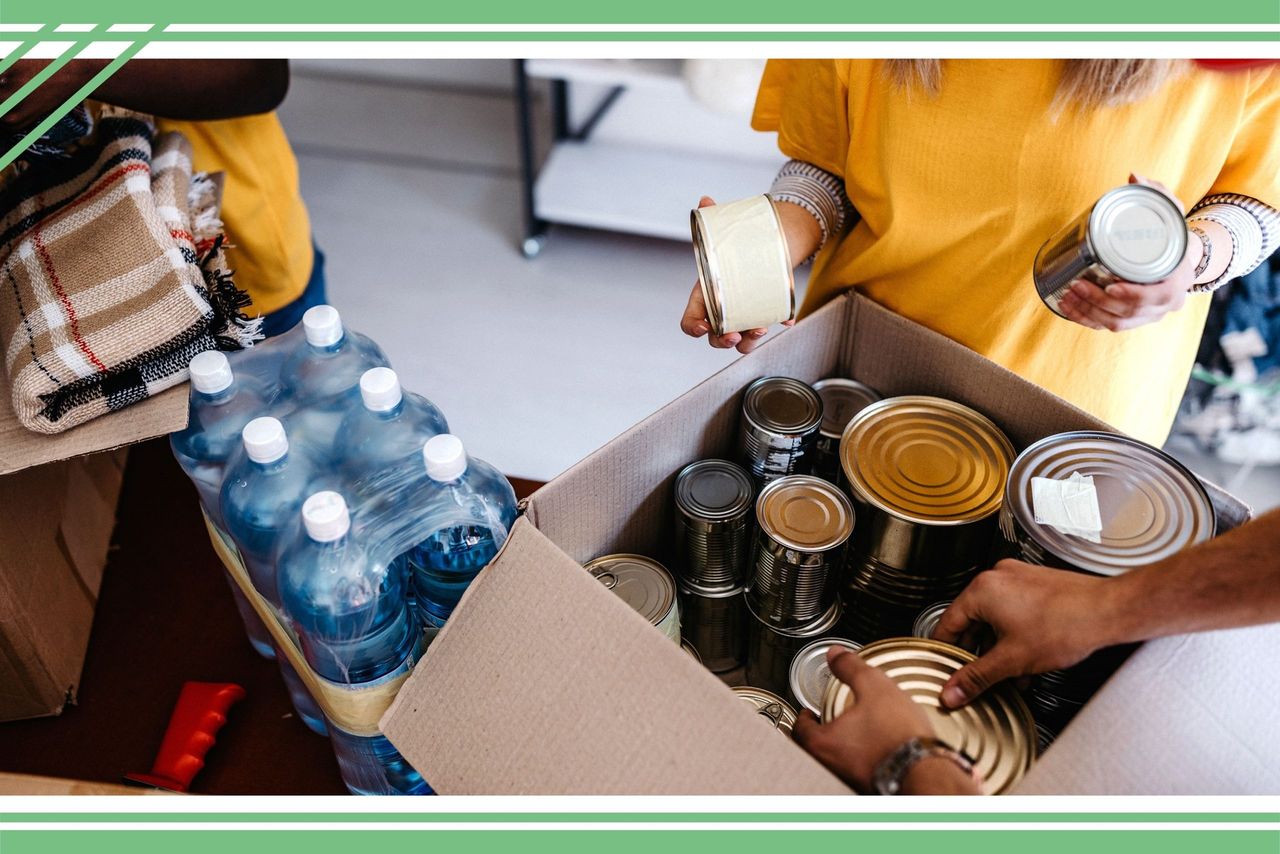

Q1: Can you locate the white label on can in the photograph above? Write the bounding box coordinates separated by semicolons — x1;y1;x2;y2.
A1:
1031;472;1103;543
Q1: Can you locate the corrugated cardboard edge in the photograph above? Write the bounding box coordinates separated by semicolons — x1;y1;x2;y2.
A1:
0;771;177;795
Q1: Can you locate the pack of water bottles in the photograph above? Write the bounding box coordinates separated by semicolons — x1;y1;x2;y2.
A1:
169;305;517;796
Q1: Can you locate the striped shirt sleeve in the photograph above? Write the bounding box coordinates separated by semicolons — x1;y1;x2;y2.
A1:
1186;193;1280;292
767;159;855;260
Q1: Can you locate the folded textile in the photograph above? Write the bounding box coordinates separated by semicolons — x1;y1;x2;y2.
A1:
0;108;259;434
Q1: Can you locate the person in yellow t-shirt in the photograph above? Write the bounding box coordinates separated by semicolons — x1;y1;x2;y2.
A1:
679;60;1280;446
0;59;317;337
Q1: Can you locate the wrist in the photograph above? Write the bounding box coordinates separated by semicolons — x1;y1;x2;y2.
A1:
900;754;982;796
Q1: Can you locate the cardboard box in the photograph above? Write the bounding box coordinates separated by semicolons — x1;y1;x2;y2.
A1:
0;771;175;796
382;293;1272;795
0;382;185;722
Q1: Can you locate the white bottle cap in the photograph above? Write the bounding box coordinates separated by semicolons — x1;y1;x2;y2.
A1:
242;416;289;464
302;491;351;542
359;367;402;412
188;350;233;395
302;305;344;348
423;433;467;482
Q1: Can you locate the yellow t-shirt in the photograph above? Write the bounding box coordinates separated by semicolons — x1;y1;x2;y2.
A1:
158;112;312;316
752;60;1280;445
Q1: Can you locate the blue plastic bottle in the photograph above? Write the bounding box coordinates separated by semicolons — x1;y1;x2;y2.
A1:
279;305;390;456
220;417;329;737
278;491;430;795
410;435;518;629
170;351;275;660
337;367;449;485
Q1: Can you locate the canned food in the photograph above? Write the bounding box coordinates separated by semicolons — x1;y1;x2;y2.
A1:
585;554;681;643
841;396;1014;572
747;475;854;627
820;638;1036;794
842;553;980;643
811;378;882;485
1002;431;1215;577
1027;643;1137;740
674;459;756;587
738;377;823;485
911;601;953;642
679;579;747;673
732;686;799;736
745;596;843;697
1033;184;1188;319
691;195;796;336
787;637;862;715
681;638;703;664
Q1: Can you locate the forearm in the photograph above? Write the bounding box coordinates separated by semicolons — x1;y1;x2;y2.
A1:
80;60;289;120
775;201;824;268
1186;219;1232;287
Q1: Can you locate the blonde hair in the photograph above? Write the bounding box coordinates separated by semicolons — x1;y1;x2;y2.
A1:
883;59;1185;109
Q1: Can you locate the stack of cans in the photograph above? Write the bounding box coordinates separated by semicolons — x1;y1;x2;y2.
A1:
1001;431;1215;744
585;554;682;644
838;396;1015;642
737;376;823;486
672;460;756;672
810;378;882;485
744;475;854;695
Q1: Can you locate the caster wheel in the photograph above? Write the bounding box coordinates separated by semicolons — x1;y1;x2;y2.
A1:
521;235;546;259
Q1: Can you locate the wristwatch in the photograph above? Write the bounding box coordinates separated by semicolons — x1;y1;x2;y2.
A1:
872;737;976;795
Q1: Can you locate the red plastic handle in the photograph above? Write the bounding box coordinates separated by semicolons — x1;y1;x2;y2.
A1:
126;681;245;792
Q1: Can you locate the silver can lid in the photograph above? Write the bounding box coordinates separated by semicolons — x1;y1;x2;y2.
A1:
912;601;953;641
585;554;677;626
756;475;855;552
675;459;755;523
1006;431;1215;576
1089;184;1187;284
788;637;863;715
813;378;883;439
743;377;823;436
732;686;798;736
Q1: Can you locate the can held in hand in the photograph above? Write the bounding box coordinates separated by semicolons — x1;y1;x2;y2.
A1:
679;579;747;673
585;554;681;643
811;378;883;486
691;195;796;336
747;475;854;627
732;686;798;736
674;459;756;587
745;596;843;697
788;637;862;715
738;377;824;485
1033;184;1187;319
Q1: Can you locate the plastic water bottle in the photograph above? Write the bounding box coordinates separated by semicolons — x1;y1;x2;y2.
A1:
410;435;518;629
170;351;275;660
279;306;390;456
278;491;430;795
337;367;449;489
220;417;329;737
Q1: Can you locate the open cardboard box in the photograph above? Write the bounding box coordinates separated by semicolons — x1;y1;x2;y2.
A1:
382;293;1280;796
0;382;186;722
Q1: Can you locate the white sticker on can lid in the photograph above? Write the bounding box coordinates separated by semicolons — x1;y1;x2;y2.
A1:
1031;472;1103;543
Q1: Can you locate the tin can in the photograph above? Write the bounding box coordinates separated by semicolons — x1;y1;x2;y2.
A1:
679;579;747;673
819;638;1037;794
911;601;953;642
674;459;756;587
738;377;824;485
1027;643;1137;740
681;638;703;664
1033;184;1188;319
787;637;862;715
811;378;883;486
732;686;799;736
585;554;681;644
745;596;843;697
1002;431;1215;577
841;396;1014;572
746;475;854;627
691;195;796;336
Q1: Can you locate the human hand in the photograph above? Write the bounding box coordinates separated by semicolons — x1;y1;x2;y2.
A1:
680;195;797;355
932;559;1120;709
791;647;937;792
1056;174;1197;332
0;60;103;134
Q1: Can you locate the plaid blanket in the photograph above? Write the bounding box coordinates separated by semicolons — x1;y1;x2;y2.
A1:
0;108;260;434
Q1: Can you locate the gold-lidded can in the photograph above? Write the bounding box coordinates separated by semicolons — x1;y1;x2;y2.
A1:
819;637;1036;795
747;475;854;627
787;637;862;715
738;376;824;486
691;195;796;336
674;459;756;588
732;686;798;736
585;554;681;644
1033;184;1188;319
811;378;882;485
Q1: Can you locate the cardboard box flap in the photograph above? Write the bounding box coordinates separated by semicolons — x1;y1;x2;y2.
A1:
381;517;851;795
0;379;186;476
1014;622;1280;794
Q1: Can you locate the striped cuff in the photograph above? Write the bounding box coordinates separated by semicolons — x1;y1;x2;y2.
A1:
1186;193;1279;292
768;159;854;261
